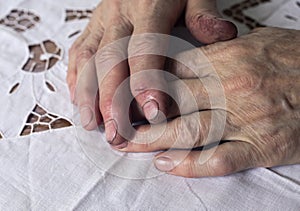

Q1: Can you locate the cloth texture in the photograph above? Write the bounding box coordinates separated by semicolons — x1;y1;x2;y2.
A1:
0;0;299;210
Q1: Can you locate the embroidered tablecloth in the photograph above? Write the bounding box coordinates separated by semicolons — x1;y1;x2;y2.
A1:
0;0;299;210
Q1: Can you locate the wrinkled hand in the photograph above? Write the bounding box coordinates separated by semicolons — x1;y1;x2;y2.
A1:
118;28;300;178
66;0;237;146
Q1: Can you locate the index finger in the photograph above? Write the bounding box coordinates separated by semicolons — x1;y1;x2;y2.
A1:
128;18;175;124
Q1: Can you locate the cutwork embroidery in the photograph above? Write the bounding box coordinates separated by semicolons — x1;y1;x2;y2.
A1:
0;9;40;32
223;0;270;29
22;40;62;73
20;104;72;136
9;83;20;95
65;9;93;22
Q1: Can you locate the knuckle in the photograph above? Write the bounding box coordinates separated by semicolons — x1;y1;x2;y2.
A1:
130;72;166;99
128;35;167;59
172;118;185;147
100;98;113;114
77;48;96;60
176;114;202;148
76;48;96;68
183;155;199;178
130;82;152;97
225;115;241;134
208;152;235;176
106;17;132;35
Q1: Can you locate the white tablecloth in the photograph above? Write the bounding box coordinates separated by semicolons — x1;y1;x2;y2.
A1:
0;0;299;210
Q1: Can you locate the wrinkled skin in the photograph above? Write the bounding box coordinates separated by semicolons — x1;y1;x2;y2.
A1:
66;0;237;146
116;28;300;178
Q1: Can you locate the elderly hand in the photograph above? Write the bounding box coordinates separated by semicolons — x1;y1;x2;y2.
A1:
66;0;237;146
118;27;300;178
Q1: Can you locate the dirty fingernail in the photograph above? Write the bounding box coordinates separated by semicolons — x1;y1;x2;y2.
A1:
105;119;117;144
143;100;159;121
154;157;174;172
80;106;93;128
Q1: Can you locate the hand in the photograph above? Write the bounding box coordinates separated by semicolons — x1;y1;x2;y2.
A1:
118;27;300;178
66;0;237;146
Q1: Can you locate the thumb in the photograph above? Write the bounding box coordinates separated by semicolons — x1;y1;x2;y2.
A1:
154;142;259;178
185;0;237;44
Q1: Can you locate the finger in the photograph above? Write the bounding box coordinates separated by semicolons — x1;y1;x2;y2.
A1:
154;141;259;178
185;0;238;44
152;78;224;118
128;18;176;124
75;56;100;130
166;41;241;81
118;110;230;152
67;28;90;103
96;20;133;146
166;45;216;79
76;32;103;76
128;77;225;129
69;3;105;104
74;31;104;129
167;78;225;115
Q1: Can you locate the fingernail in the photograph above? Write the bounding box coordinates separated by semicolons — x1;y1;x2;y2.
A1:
105;119;117;144
143;100;159;121
154;157;174;172
112;141;128;150
80;106;93;127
